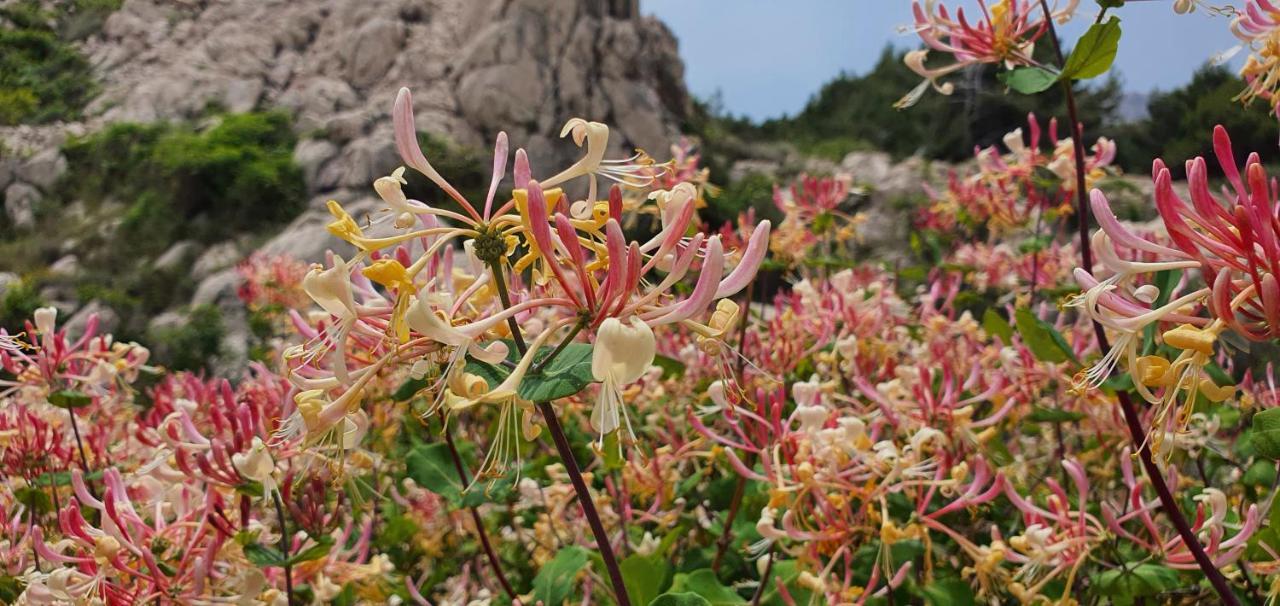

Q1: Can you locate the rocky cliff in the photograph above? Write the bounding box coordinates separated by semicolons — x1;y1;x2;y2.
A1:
0;0;691;371
4;0;688;255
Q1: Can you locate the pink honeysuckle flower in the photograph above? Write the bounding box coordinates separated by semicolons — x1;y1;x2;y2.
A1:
1154;125;1280;340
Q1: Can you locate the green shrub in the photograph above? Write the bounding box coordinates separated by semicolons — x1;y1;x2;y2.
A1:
63;111;306;254
147;305;225;372
0;3;99;125
0;279;45;332
706;172;780;227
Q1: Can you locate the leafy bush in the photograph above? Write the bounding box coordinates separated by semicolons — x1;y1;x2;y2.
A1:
0;2;101;125
705;172;779;227
62;111;306;255
0;279;44;332
1111;65;1280;176
146;305;224;372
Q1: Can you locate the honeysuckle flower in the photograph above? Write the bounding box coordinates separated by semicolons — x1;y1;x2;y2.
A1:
1155;126;1280;340
232;436;277;493
591;316;657;441
1233;1;1280;116
898;0;1080;108
1068;190;1208;391
541;118;665;217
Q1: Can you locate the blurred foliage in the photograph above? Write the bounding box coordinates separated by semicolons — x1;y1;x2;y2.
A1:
1111;65;1280;177
146;305;225;372
0;0;119;125
703;172;779;228
62;111;305;256
687;46;1122;176
404;132;495;214
0;279;44;333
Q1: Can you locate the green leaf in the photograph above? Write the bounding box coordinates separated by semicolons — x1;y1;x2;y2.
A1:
1014;308;1078;364
983;433;1015;467
922;578;976;606
332;584;358;606
982;309;1014;345
405;442;466;503
621;553;671;606
404;437;517;506
533;546;590;605
1141;270;1182;354
653;354;687;379
1091;563;1181;606
392;376;430;401
1243;460;1277;486
519;342;596;401
14;487;51;514
999;66;1059;94
669;569;745;605
1061;17;1122;81
1096;0;1125;10
1026;406;1086;423
1254;408;1280;460
242;543;287;567
650;594;712;606
32;469;101;487
0;575;23;603
287;536;334;565
757;560;813;606
464;342;598;402
48;389;92;409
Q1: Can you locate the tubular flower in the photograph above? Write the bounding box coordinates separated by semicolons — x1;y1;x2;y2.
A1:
1155;126;1280;340
1233;0;1280;116
591;316;657;442
1068;190;1208;392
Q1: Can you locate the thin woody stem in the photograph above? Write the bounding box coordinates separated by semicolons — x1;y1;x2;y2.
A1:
271;490;296;606
712;277;757;573
441;422;518;600
488;261;633;606
1037;3;1239;604
532;320;587;375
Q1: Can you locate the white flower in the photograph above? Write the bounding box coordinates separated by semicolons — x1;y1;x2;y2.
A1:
232;437;277;492
33;306;57;334
590;316;656;439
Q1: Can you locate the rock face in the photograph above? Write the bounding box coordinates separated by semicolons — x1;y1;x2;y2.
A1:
79;0;687;212
3;0;688;257
0;0;690;371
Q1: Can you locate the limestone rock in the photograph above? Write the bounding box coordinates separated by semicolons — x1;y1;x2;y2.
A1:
3;182;38;230
64;300;121;340
16;149;67;190
192;241;244;282
154;240;200;272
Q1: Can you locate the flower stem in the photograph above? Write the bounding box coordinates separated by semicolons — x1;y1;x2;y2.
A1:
536;400;632;606
67;409;91;474
441;422;518;600
531;320;587;375
712;277;757;573
271;490;296;606
1037;2;1239;603
487;261;632;606
488;260;528;354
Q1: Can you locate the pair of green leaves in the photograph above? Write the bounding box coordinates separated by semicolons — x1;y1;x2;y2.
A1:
240;533;334;568
466;341;597;403
393;340;598;405
1000;17;1122;94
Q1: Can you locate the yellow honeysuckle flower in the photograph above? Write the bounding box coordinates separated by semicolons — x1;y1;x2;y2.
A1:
1162;323;1217;356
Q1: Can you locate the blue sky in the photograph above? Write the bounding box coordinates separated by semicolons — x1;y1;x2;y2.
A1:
642;1;1244;121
